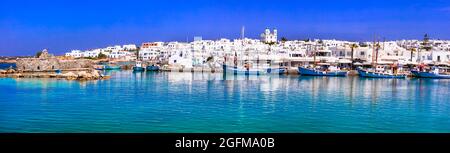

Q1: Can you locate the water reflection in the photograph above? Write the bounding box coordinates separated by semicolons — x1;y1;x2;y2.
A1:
2;70;450;132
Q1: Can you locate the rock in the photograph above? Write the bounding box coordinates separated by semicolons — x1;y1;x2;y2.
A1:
12;73;23;78
85;73;93;79
0;70;6;74
6;69;15;73
63;72;77;80
77;71;87;77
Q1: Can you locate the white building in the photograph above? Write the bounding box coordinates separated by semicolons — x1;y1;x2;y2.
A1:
139;49;160;61
260;28;277;43
108;50;134;60
65;50;83;58
123;44;137;51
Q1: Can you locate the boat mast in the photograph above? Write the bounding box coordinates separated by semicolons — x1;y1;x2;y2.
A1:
313;43;317;67
372;34;376;67
375;37;380;67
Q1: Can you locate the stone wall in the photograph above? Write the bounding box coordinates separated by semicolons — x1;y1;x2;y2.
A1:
16;58;93;71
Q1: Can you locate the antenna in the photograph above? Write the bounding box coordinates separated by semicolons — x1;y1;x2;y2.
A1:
241;26;245;40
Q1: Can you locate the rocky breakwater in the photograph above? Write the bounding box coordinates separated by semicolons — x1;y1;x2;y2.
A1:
63;69;110;81
0;68;110;81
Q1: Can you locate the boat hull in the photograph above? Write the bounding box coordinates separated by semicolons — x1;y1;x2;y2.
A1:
146;66;160;71
223;65;285;75
132;67;145;71
357;68;406;78
297;67;347;76
104;66;121;70
411;70;450;79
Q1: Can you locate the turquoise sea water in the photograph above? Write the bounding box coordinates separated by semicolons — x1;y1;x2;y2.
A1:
0;70;449;133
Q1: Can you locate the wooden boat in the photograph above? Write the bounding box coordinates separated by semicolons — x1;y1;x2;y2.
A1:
132;61;145;72
132;67;145;71
265;67;287;75
223;65;263;75
411;68;450;79
222;64;285;75
298;66;348;76
357;68;406;78
146;65;160;71
104;65;121;70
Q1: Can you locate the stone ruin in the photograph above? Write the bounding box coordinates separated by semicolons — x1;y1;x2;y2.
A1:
16;49;94;72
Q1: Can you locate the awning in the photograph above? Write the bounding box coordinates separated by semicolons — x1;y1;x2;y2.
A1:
337;59;352;64
354;62;363;66
317;63;330;66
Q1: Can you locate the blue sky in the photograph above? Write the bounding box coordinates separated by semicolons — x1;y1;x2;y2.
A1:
1;0;450;56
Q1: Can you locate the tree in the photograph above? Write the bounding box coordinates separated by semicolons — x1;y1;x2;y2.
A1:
359;42;368;47
281;37;288;42
206;56;214;62
98;53;107;59
349;44;359;69
35;51;43;58
265;42;276;46
410;48;416;62
318;39;323;45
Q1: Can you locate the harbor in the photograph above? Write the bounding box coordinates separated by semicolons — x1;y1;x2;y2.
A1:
2;30;450;80
1;70;449;132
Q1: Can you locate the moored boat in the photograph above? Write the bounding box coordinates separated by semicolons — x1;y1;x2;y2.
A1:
265;67;287;75
132;61;145;72
146;65;160;71
222;64;285;75
357;67;406;78
411;68;450;79
104;65;121;70
297;66;348;76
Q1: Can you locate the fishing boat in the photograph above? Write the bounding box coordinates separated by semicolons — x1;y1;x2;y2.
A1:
357;67;406;78
411;67;450;79
104;65;121;70
298;66;348;76
146;65;160;71
222;64;286;75
132;61;145;72
223;64;264;75
265;67;287;75
357;38;406;78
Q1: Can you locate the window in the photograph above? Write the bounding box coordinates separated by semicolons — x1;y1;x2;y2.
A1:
360;52;365;56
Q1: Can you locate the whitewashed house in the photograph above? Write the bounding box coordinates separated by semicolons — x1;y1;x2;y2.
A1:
65;50;83;58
